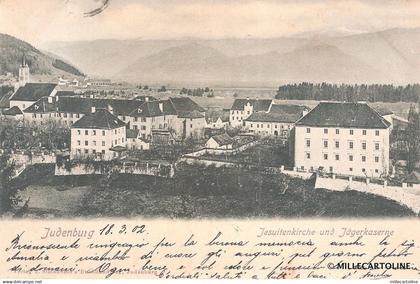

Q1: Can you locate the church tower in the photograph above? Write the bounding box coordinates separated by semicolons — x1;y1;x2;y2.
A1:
18;53;30;86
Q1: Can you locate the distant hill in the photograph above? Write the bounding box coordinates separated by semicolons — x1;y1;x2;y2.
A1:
40;27;420;86
0;33;83;77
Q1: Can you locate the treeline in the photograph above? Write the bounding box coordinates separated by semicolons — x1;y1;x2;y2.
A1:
276;83;420;103
180;87;214;97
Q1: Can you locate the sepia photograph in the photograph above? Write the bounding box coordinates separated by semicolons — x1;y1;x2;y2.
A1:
0;0;420;281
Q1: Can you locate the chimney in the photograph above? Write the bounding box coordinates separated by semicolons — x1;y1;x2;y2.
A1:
48;96;53;103
159;102;163;112
91;106;96;113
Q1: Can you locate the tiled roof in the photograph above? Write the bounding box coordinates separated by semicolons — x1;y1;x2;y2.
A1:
404;171;420;184
126;129;139;139
169;97;205;113
3;106;23;115
372;105;394;116
72;109;126;129
295;102;390;129
245;104;308;123
24;97;56;113
11;83;57;101
129;100;177;117
211;133;234;146
178;110;205;119
0;93;11;109
134;95;157;101
231;99;272;111
57;97;144;116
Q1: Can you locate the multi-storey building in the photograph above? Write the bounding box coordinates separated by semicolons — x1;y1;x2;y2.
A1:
229;98;272;127
244;104;309;140
70;108;126;160
294;102;391;178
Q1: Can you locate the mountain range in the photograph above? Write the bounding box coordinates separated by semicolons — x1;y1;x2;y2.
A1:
0;33;83;79
40;27;420;86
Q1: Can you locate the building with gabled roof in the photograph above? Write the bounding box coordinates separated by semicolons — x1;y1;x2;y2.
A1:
70;108;127;160
126;129;150;151
2;106;23;120
294;102;390;178
403;170;420;189
23;96;58;123
206;133;234;149
9;83;57;111
229;98;273;126
244;104;310;139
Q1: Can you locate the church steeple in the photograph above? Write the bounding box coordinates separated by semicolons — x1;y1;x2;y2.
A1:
18;53;30;86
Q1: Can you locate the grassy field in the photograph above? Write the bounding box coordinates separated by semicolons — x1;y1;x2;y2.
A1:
156;87;413;118
9;163;416;218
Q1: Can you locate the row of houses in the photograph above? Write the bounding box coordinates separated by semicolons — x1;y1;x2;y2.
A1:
0;82;210;160
227;98;406;178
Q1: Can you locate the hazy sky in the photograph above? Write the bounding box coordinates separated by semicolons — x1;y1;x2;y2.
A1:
1;0;420;45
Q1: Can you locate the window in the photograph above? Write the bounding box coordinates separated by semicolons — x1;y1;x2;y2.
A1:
362;156;366;162
324;129;328;134
190;124;193;128
122;116;126;121
375;143;379;151
92;150;96;154
85;141;88;146
77;130;81;135
336;129;339;134
306;152;311;159
306;128;311;133
102;141;105;146
362;130;367;135
349;168;353;172
141;126;146;131
93;130;96;135
102;150;105;154
77;140;81;146
362;142;366;150
115;130;117;134
375;130;379;136
306;139;311;147
335;154;340;161
93;141;96;146
84;149;88;154
323;140;328;148
102;130;105;136
349;129;354;135
375;169;379;173
324;154;328;160
329;166;333;172
134;117;138;122
76;114;80;118
335;141;339;149
349;141;354;149
85;130;88;135
362;168;366;173
349;155;354;161
375;156;379;163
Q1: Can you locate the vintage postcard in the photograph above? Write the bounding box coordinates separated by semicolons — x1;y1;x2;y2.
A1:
0;0;419;282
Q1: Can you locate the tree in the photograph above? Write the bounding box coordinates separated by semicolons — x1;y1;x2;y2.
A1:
0;153;20;214
406;104;420;172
